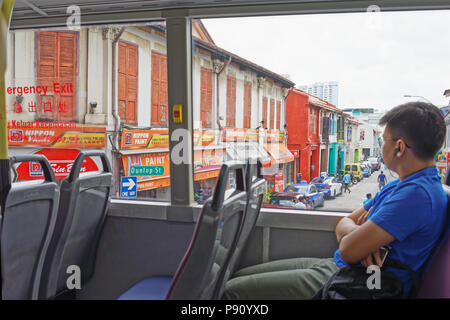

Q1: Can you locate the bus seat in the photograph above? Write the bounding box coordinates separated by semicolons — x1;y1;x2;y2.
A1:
39;151;112;299
1;155;59;300
214;161;266;299
416;184;450;298
118;161;248;300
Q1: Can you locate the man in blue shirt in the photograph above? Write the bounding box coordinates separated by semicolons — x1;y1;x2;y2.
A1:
343;173;352;193
223;102;447;300
335;102;447;297
378;170;387;190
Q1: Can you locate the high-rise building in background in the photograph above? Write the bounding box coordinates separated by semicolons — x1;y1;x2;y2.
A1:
297;81;339;106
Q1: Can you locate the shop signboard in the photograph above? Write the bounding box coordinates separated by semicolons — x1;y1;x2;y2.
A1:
16;148;99;180
7;121;106;148
121;129;169;149
222;128;259;142
437;153;448;169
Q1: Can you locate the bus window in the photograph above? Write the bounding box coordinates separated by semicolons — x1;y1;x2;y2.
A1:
200;10;450;213
6;22;175;202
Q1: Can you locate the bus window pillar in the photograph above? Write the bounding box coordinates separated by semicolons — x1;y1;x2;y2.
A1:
166;13;195;221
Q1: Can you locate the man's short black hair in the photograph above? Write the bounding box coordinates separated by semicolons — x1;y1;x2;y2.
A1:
379;102;446;160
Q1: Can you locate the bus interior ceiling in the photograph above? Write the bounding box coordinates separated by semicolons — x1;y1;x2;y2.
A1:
3;0;450;300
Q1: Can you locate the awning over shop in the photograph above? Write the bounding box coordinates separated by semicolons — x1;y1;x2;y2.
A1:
264;143;294;164
194;165;222;182
226;142;271;166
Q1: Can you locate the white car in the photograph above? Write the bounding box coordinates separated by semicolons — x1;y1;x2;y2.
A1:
324;177;343;198
311;176;343;199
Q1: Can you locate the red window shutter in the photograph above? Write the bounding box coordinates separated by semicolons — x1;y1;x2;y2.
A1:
226;76;236;127
37;32;57;120
37;31;77;121
270;99;275;129
118;41;138;124
200;67;212;128
151;52;168;126
276;101;281;130
161;56;168;125
262;97;267;128
56;32;76;121
243;81;252;128
151;52;160;125
118;42;127;121
206;70;212;128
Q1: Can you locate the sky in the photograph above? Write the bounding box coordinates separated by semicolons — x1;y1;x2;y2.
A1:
202;10;450;112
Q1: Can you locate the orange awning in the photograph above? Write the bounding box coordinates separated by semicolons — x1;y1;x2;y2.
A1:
264;143;294;164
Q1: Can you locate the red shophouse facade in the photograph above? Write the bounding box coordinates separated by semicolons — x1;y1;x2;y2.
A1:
286;89;321;183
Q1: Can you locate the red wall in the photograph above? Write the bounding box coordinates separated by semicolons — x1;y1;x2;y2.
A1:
286;90;321;183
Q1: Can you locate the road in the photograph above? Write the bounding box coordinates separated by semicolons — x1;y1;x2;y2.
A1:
321;165;394;213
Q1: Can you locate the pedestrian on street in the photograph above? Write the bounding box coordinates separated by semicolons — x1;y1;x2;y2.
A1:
296;172;302;183
363;193;372;206
378;170;387;190
343;173;351;193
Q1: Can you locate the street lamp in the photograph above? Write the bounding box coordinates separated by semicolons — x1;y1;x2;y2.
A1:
403;95;433;104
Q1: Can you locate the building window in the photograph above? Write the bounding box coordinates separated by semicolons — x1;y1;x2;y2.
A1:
151;51;168;126
200;67;213;128
262;96;268;128
276;100;281;130
118;40;138;124
226;76;236;127
270;98;275;129
37;31;77;121
243;81;252;128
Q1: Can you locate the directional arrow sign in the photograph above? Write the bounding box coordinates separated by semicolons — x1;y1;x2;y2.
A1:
121;176;137;198
123;178;136;190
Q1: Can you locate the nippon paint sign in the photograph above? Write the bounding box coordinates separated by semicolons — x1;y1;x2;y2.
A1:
16;149;99;180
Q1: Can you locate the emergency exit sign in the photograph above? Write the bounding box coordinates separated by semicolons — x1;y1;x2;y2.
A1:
130;166;164;176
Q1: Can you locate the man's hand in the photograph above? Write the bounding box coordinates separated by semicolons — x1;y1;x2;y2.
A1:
357;207;372;225
360;249;383;268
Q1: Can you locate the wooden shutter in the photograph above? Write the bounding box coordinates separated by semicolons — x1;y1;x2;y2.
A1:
118;41;138;124
262;97;267;128
276;100;281;130
270;98;275;129
243;81;252;128
200;67;212;128
37;32;57;120
226;76;236;127
151;52;168;126
37;31;77;121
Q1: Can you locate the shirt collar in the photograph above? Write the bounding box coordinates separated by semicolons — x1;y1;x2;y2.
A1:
400;166;437;184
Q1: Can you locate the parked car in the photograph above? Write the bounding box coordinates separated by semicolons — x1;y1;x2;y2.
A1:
359;163;371;178
360;161;373;174
264;193;312;210
367;157;381;171
310;176;342;199
283;183;325;208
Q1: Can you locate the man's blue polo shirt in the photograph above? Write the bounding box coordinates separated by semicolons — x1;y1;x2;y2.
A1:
334;167;447;296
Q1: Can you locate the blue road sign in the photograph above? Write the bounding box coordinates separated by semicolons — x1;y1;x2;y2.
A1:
121;176;137;198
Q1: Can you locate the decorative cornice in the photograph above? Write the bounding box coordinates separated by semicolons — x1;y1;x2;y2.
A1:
212;59;224;74
102;26;122;41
